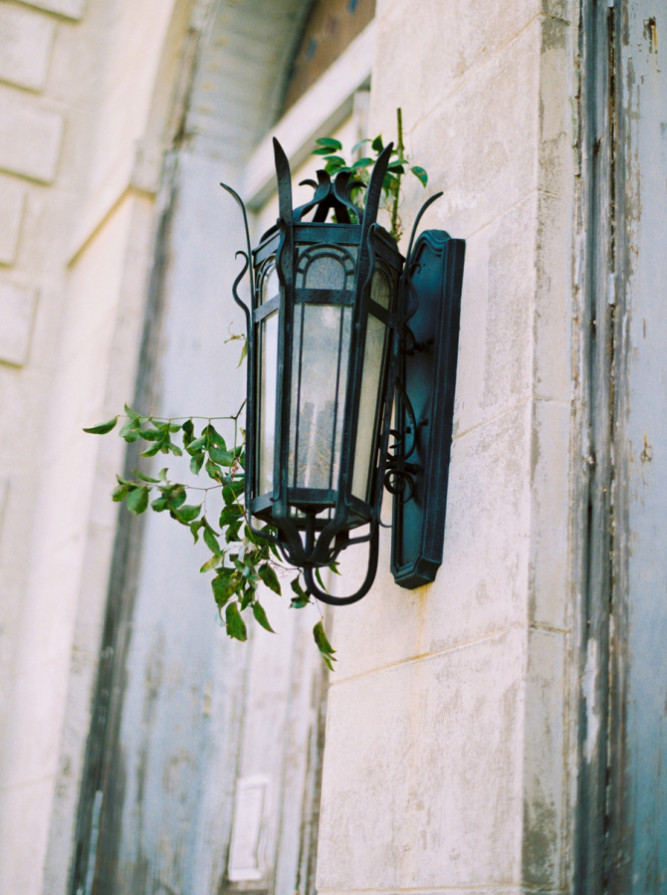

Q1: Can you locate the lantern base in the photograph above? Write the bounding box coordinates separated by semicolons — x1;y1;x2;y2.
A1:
390;230;465;589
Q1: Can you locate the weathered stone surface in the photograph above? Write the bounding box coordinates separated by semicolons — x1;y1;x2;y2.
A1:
0;176;25;265
0;97;63;183
0;280;37;366
0;5;55;92
317;629;526;891
15;0;87;20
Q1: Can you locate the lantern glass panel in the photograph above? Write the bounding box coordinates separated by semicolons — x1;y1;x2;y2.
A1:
258;310;278;496
261;260;279;304
351;270;392;502
288;302;352;493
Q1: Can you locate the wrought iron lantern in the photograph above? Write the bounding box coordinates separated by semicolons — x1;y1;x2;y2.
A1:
222;139;464;604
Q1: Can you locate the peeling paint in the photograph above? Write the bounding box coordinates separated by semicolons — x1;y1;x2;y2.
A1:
583;638;600;763
640;433;653;463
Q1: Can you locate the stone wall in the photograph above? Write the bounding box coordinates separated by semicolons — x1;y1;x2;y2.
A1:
0;0;583;892
315;1;578;892
0;1;193;891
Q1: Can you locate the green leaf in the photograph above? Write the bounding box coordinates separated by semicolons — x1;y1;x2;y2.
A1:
209;446;235;466
132;469;161;484
205;461;222;483
290;597;310;609
351;138;371;153
126;485;149;514
119;419;141;442
111;483;129;502
203;520;221;556
252;601;275;633
314;137;343;152
351;157;374;170
222;480;245;504
181;419;194;445
225;602;247;641
186;436;207;455
240;585;255;610
258;563;281;595
202;424;226;448
140;442;161;457
313;620;335;654
166;485;186;509
138;427;161;441
151;495;168;512
200;554;219;573
290;576;308;600
190;519;203;543
190;453;205;475
237;339;248;368
83;416;118;434
313;621;336;670
212;571;239;605
387;161;405;173
410;165;428;186
219;504;243;527
371;134;384;152
225;519;242;543
173;503;201;523
324;160;349;175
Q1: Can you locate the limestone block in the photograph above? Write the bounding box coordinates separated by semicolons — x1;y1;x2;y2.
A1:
0;280;37;366
454;192;538;436
0;175;25;264
538;17;575;198
0;96;63;183
317;629;526;891
2;660;65;786
528;399;571;629
405;19;540;237
0;778;53;895
0;4;55;92
523;627;567;888
14;0;87;20
330;402;532;680
372;0;541;127
534;190;573;403
0;478;8;542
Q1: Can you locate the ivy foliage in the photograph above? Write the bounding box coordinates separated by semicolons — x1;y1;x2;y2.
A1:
84;404;337;669
312;108;428;241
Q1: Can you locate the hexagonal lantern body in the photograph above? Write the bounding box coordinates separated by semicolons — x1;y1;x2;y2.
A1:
223;139;465;605
243;142;402;596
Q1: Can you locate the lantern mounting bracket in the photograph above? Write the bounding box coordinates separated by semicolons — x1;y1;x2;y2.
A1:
390;228;465;589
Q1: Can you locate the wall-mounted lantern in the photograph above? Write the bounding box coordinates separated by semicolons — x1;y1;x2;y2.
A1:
222;139;464;605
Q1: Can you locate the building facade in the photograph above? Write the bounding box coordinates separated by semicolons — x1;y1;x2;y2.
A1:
0;1;664;893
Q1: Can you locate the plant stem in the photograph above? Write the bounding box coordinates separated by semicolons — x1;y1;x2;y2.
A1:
391;107;404;240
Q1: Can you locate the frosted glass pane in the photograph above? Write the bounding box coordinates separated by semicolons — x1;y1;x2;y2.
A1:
352;316;386;501
258;312;278;495
289;304;351;491
371;269;390;308
261;262;279;304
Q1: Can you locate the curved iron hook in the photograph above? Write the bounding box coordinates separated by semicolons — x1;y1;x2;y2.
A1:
220;182;255;299
302;522;380;606
405;190;443;264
